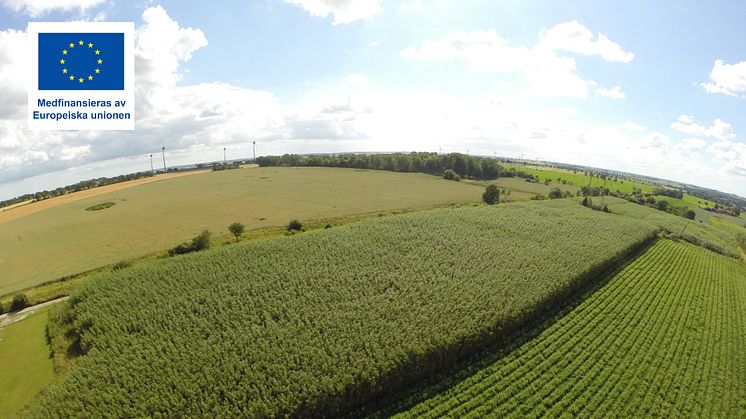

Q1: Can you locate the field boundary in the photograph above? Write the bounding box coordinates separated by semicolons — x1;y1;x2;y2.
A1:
358;237;660;418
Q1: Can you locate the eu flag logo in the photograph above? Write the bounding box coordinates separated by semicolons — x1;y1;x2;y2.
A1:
38;33;124;90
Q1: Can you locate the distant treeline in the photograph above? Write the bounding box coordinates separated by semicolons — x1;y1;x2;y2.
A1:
256;152;538;181
0;171;155;209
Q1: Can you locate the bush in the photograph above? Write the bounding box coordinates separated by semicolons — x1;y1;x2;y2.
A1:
169;230;212;256
10;293;29;312
685;210;696;220
112;260;133;271
482;184;500;205
324;224;332;229
548;188;563;199
0;301;4;314
443;169;461;181
287;219;303;232
191;230;212;252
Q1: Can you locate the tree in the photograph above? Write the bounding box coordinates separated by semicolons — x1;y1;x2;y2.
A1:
657;200;670;212
483;184;500;205
685;210;696;220
228;223;245;242
10;293;28;312
581;196;590;207
287;219;303;232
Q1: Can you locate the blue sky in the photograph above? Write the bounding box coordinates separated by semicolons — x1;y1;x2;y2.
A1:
1;0;745;198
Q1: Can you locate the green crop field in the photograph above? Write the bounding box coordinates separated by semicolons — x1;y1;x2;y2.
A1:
0;307;56;418
25;200;658;418
396;239;746;417
0;167;484;296
504;164;655;194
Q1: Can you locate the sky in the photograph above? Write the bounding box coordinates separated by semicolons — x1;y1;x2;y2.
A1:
1;0;746;199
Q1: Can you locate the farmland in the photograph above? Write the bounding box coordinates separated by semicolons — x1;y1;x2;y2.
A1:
26;200;657;417
396;239;746;417
0;167;484;296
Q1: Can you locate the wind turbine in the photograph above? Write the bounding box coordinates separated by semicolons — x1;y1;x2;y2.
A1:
161;146;166;172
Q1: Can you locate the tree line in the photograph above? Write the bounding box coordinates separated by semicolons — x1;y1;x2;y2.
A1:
256;152;539;181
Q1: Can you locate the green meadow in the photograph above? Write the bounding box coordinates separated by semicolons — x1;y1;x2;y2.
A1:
0;306;56;418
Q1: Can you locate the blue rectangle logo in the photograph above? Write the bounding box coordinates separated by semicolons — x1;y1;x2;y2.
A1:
38;32;124;90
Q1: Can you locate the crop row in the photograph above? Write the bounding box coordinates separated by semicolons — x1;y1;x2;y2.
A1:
26;200;656;418
398;239;746;417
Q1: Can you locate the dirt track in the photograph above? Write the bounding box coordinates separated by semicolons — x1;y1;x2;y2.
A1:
0;170;209;225
0;296;69;328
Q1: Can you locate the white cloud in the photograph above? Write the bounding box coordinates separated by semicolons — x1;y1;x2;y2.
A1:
0;0;104;16
702;59;746;97
674;138;706;158
402;23;631;99
623;121;646;132
669;115;746;178
640;132;670;150
670;115;735;141
538;21;634;63
285;0;381;24
594;85;625;99
402;30;589;98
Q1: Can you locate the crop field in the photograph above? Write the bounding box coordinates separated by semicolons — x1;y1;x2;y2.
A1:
0;306;55;418
0;167;484;295
396;239;746;417
25;200;657;417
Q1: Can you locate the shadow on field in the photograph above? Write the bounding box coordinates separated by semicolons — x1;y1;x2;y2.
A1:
353;238;659;418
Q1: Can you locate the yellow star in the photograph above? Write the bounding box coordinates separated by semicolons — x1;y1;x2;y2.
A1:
95;49;100;55
69;75;75;80
62;49;68;55
88;75;93;81
97;59;103;64
69;42;74;48
59;58;65;64
78;40;84;46
62;68;68;74
88;42;93;48
95;68;100;74
79;77;84;83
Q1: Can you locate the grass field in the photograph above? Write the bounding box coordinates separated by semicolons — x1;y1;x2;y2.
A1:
0;306;56;418
396;239;746;417
469;177;577;199
506;165;720;209
0;167;484;296
26;200;657;417
505;165;655;194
